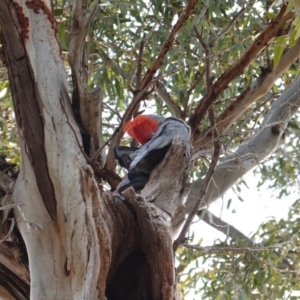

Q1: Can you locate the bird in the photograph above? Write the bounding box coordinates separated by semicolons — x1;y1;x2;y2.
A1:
115;115;190;193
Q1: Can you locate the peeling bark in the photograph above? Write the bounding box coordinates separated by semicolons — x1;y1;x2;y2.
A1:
106;140;192;300
0;227;29;300
1;1;99;298
1;0;298;298
0;1;194;299
0;1;57;221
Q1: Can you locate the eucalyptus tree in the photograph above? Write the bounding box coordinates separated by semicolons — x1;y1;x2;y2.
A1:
0;0;299;299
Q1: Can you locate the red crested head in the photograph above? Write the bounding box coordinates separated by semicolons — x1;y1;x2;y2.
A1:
123;115;160;144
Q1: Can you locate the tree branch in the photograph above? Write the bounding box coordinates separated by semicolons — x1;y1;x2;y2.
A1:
199;209;256;246
183;74;300;218
105;0;199;171
194;26;212;90
155;81;182;118
140;0;199;90
69;0;106;163
193;0;209;26
194;37;300;151
188;6;294;136
174;109;221;248
182;243;284;254
208;5;246;46
136;34;146;89
182;69;205;118
98;48;133;83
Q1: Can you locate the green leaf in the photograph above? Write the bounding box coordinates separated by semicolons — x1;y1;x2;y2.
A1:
119;3;127;16
227;198;232;209
273;36;286;67
58;22;68;51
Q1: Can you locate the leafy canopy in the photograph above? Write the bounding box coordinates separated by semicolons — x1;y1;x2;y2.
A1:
1;0;300;298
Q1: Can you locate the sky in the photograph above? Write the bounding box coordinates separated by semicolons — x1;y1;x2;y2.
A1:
185;171;299;299
200;172;298;244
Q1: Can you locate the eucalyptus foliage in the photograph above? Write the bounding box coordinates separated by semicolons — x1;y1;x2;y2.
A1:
0;0;300;298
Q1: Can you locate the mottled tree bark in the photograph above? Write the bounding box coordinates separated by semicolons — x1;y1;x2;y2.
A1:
0;2;191;299
1;1;299;299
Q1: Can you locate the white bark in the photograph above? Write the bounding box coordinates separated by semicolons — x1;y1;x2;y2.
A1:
5;1;100;298
186;74;300;212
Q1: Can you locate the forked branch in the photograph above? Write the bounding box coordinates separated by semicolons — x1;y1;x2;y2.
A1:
105;0;200;171
194;37;300;151
188;6;294;136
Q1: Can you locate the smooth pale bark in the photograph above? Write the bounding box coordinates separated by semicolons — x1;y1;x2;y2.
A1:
182;75;300;221
0;1;193;299
0;0;300;299
0;1;101;298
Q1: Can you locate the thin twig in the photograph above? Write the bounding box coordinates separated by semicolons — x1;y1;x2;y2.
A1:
174;107;221;250
199;209;256;247
0;218;15;243
98;48;133;83
209;6;246;46
183;69;205;117
182;243;285;254
194;26;212;90
132;33;147;118
188;6;294;135
103;102;122;120
155;81;182;118
136;34;146;89
140;0;199;90
193;0;209;26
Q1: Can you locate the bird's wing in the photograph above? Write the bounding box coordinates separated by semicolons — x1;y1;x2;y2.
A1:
129;118;190;171
114;146;139;170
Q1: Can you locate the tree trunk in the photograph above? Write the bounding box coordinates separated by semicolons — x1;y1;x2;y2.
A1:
0;1;192;299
